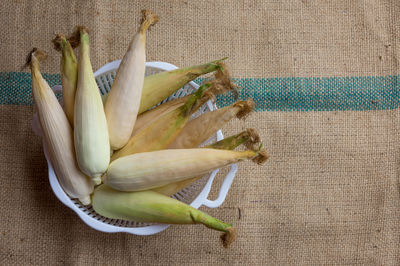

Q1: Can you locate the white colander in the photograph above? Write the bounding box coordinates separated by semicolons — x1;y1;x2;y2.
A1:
31;61;238;235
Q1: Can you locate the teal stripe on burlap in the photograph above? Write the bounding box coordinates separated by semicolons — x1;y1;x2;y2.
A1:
201;76;400;111
1;72;399;111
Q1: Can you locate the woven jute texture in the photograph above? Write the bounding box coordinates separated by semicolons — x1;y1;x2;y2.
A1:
2;0;399;77
1;0;400;265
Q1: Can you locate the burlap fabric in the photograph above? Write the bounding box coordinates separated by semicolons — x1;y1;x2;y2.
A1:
1;1;399;265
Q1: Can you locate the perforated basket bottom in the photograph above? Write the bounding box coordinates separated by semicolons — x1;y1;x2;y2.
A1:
67;65;218;228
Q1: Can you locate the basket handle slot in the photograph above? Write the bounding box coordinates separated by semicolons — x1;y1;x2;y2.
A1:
202;163;238;208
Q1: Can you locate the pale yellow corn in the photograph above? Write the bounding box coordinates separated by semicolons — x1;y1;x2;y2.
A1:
29;49;93;205
103;148;259;192
73;27;110;185
105;10;159;150
152;128;264;196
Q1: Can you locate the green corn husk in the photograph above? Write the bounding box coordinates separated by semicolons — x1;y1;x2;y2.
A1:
92;185;236;247
110;83;209;161
152;128;264;196
52;34;78;126
138;58;227;113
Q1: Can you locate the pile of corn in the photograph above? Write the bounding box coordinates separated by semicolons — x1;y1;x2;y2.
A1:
29;10;268;248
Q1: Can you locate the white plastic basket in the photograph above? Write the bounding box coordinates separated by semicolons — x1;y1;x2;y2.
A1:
32;61;238;235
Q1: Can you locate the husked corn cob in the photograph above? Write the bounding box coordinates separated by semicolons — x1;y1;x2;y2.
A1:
105;10;159;150
93;185;236;247
104;148;267;192
52;34;78;126
72;26;110;185
28;49;93;205
110;84;207;161
138;58;227;113
169;99;255;149
153;128;264;196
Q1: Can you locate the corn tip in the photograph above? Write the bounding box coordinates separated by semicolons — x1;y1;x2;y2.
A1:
25;48;47;68
79;196;91;205
247;128;260;143
77;25;90;34
68;25;89;48
52;34;67;51
220;227;236;248
208;63;239;99
92;176;102;186
244;128;261;149
140;10;159;32
233;99;255;119
252;149;269;165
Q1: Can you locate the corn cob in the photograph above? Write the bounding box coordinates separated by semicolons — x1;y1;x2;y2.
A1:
52;34;78;126
71;26;110;185
152;128;263;196
130;63;237;138
138;58;227;114
92;185;236;247
168;99;254;149
104;148;267;192
28;49;93;205
110;84;208;161
105;10;159;150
